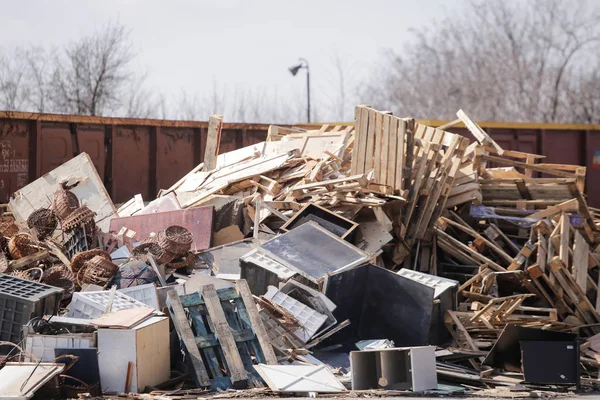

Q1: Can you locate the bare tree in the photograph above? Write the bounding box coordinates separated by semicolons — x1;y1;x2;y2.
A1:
363;0;600;123
0;49;30;110
50;23;135;116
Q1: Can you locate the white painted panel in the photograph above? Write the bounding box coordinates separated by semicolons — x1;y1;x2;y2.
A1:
98;328;137;393
409;346;437;392
253;364;345;393
10;153;116;231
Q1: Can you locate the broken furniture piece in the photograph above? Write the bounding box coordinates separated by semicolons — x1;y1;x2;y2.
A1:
350;346;437;391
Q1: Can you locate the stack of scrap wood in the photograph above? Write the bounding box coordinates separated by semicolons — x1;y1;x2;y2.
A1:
162;106;600;390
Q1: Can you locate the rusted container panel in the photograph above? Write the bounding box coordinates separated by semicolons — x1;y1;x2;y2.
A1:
113;125;151;202
218;128;242;154
541;129;583;166
242;129;268;146
156;127;196;192
76;124;106;181
40;123;73;175
0;120;30;203
585;130;600;208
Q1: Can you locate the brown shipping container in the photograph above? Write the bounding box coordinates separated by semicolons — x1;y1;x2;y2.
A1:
0;111;599;207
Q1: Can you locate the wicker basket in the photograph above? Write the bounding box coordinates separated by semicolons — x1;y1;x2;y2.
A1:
0;253;9;274
158;225;193;255
0;234;8;254
62;205;96;233
51;184;80;221
27;208;58;240
167;252;196;269
0;220;20;237
71;249;111;273
42;265;75;286
79;255;117;286
10;267;43;282
8;233;38;260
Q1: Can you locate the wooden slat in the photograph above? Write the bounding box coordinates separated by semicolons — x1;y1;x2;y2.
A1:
573;230;589;292
560;212;570;268
202;284;248;384
364;108;377;172
379;113;390;185
167;290;211;387
203;114;223;171
394;119;405;191
235;280;278;365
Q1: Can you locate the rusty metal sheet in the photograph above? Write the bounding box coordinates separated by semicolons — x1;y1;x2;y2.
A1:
108;206;214;251
0;120;30;203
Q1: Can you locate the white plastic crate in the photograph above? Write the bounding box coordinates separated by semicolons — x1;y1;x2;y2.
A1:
67;291;149;319
242;250;295;279
264;286;327;342
396;269;457;298
118;284;159;310
25;333;95;362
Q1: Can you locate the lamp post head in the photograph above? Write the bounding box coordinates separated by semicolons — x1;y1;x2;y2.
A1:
288;64;303;76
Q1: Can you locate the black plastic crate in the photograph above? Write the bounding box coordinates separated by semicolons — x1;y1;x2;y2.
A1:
0;274;63;354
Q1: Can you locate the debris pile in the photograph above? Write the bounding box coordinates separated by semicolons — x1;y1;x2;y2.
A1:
0;106;599;398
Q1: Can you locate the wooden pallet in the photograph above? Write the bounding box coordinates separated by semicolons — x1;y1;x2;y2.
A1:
167;279;277;390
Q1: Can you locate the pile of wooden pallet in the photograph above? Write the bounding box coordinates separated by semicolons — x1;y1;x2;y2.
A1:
161;105;600;390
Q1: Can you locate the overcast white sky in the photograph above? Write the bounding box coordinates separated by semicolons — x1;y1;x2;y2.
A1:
0;0;462;122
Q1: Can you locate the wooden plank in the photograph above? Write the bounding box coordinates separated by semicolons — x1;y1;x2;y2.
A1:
379;113;390;185
537;232;547;272
403;142;433;229
441;217;513;264
435;228;506;272
373;112;383;182
167;290;211;387
202;284;248;384
403;118;415;192
353;106;369;174
393;118;404;190
235;280;278;365
560;212;570;268
481;155;576;178
203;114;224;171
573;230;589;292
527;198;579;220
364;108;377;172
457;109;504;155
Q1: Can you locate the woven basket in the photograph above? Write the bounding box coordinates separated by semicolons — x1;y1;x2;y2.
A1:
0;234;8;254
10;267;43;282
27;208;58;240
51;184;80;220
62;206;96;233
71;249;111;273
0;253;9;274
79;255;117;286
158;225;193;255
133;242;175;264
0;220;20;237
141;234;159;244
8;233;38;260
42;265;75;286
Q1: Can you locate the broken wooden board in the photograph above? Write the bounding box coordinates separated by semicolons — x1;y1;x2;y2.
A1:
109;206;214;251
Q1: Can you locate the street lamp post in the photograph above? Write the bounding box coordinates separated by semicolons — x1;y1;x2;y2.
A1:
288;58;311;123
